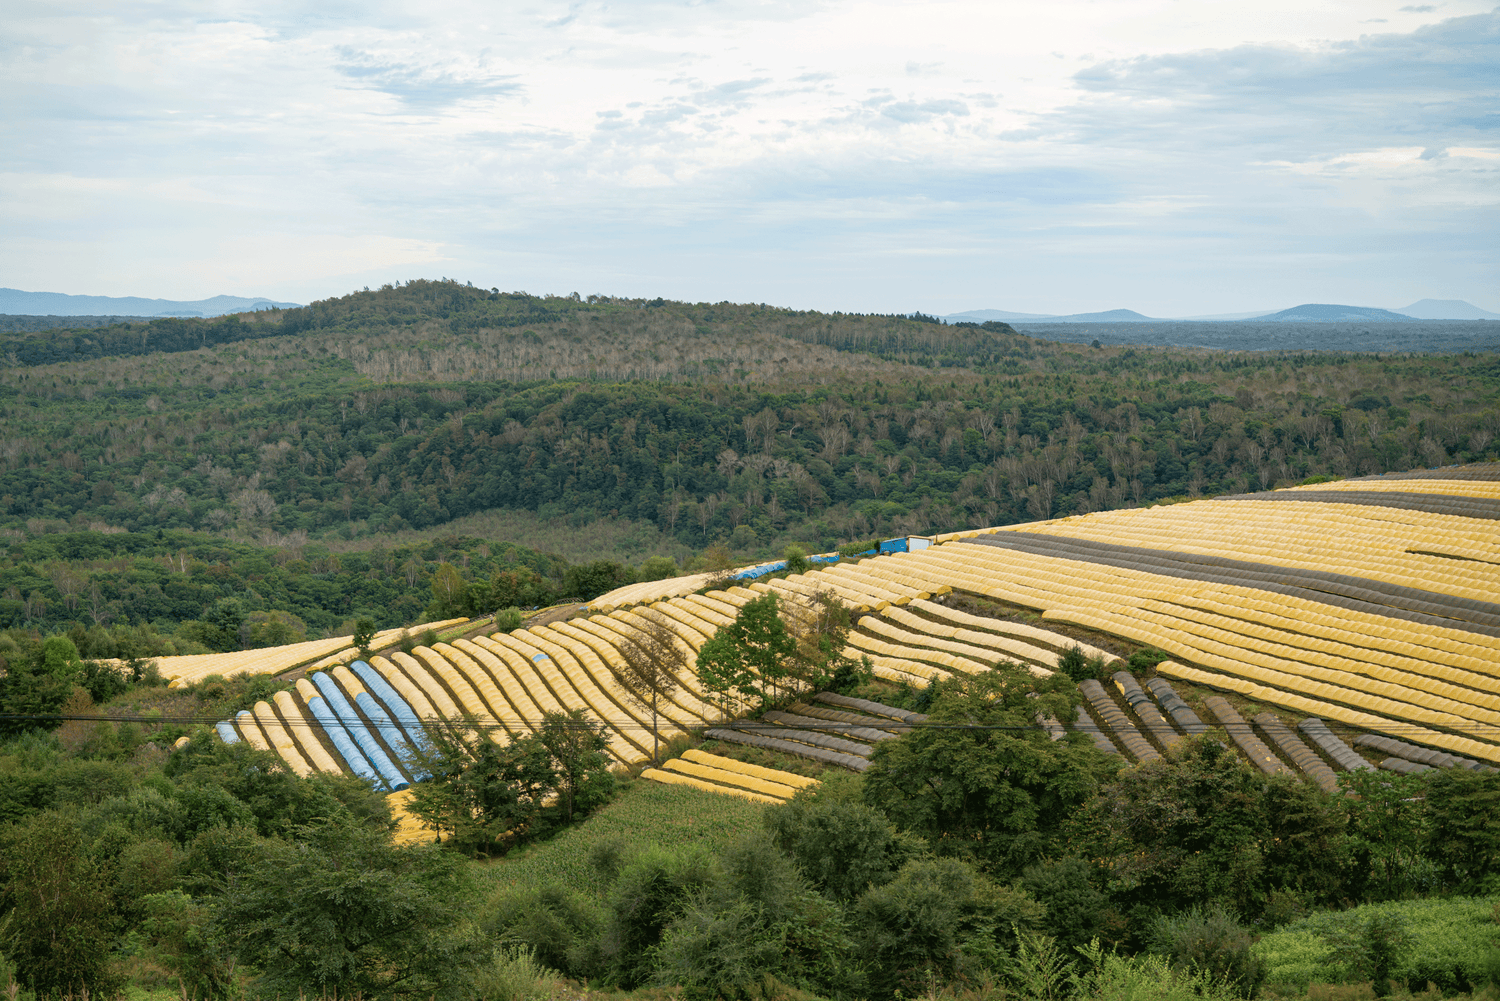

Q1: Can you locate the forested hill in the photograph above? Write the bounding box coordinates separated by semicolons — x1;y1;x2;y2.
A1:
1;278;1498;638
2;282;1019;372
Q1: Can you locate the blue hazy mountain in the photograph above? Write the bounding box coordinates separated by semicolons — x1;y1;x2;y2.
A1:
943;308;1059;321
943;308;1158;323
1258;303;1416;322
0;287;301;317
1028;308;1156;322
1393;299;1500;320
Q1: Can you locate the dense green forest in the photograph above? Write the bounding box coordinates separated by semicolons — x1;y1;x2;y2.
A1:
1;280;1497;645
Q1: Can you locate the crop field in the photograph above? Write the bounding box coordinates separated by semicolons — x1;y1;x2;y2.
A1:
148;617;471;687
212;465;1500;814
486;777;768;894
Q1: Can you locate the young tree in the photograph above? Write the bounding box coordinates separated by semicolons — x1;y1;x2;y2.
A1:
427;562;470;618
353;616;377;657
406;722;556;853
695;592;795;713
784;587;871;694
536;709;616;823
614;615;687;762
0;811;119;996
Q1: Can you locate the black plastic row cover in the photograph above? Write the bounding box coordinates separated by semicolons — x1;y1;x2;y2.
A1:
1218;490;1500;521
1378;756;1432;775
704;727;870;772
1203;696;1294;777
1297;718;1373;772
729;721;873;757
1146;677;1209;734
1353;732;1488;771
790;701;911;732
1072;705;1120;755
815;691;928;723
762;709;896;743
1112;671;1183;747
961;534;1500;638
1254;712;1340;793
1080;679;1161;762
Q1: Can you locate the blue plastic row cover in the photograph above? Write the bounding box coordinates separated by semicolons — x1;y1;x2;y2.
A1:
305;694;382;786
311;672;410;791
350;661;431;749
215;721;239;744
355;690;429;781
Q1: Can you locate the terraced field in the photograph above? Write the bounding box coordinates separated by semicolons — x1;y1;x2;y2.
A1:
151;617;471;687
213;465;1500;822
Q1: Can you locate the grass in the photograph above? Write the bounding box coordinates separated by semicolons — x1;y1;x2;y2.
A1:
483;777;768;895
1254;896;1500;993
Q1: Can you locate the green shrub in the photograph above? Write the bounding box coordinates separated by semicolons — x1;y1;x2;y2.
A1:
482;885;602;979
854;856;1043;997
467;946;556;1001
637;555;680;582
765;794;924;903
494;607;525;633
1057;645;1107;683
599;844;715;988
1321;910;1413;997
1147;904;1266;997
1127;648;1169;674
783;544;810;574
1074;941;1246;1001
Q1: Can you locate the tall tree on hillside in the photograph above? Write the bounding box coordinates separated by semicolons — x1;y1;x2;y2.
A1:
696;593;796;713
614;613;688;762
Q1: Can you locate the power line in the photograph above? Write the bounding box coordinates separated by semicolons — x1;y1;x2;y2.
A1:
6;711;1498;741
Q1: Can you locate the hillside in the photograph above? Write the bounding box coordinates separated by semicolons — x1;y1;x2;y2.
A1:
1;279;1499;644
4;441;1500;1001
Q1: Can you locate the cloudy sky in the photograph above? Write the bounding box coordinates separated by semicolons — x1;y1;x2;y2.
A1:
3;0;1497;315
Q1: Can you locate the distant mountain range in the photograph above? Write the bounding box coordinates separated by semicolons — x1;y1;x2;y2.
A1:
942;299;1499;323
0;288;301;318
1395;299;1500;320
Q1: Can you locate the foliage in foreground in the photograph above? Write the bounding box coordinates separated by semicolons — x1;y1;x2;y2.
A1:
1255;897;1500;996
405;710;616;856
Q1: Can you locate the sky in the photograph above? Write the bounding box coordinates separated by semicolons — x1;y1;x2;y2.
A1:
2;0;1497;316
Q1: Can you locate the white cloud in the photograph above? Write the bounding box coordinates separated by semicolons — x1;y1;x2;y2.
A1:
0;0;1496;313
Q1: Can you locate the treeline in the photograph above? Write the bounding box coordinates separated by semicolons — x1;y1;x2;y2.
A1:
0;311;288;367
0;527;702;645
4;363;1497;558
0;315;154;335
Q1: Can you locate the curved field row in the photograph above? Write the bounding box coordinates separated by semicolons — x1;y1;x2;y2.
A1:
1008;501;1500;602
907;542;1500;681
639;767;784;803
1281;477;1500;499
1041;606;1500;762
157;618;470;686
